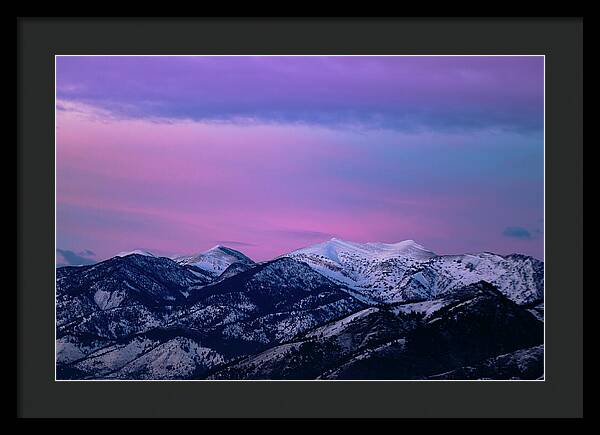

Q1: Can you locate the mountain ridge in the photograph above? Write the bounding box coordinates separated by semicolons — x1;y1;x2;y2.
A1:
56;238;544;380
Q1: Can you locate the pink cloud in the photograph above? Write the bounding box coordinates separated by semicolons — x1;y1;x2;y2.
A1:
56;98;543;261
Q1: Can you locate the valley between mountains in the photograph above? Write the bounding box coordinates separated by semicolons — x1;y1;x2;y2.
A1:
56;239;544;380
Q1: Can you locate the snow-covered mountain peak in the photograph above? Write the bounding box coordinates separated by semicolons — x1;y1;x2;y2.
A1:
290;238;435;263
116;249;155;258
284;238;542;306
208;244;226;252
174;245;254;275
366;240;434;258
283;238;436;301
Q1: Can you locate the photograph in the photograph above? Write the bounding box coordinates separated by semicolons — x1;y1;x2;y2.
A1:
55;55;545;381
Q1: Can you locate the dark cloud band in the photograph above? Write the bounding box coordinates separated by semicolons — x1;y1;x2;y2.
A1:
56;56;544;134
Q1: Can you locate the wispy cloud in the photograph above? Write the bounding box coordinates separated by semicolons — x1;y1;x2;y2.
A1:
212;240;257;247
272;229;334;241
56;249;97;266
502;226;532;239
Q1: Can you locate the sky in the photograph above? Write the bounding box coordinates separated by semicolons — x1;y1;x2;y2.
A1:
56;56;544;263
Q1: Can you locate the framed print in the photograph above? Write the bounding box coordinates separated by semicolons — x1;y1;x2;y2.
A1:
17;17;583;418
53;54;545;382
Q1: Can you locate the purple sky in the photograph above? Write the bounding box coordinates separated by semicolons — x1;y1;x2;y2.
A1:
56;56;544;263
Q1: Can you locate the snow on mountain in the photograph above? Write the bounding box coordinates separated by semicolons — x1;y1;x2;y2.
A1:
65;331;225;380
116;249;156;257
285;238;435;298
285;238;543;306
104;336;224;380
216;262;255;281
305;307;380;340
427;344;544;380
55;254;212;341
290;238;435;263
211;281;543;380
527;302;544;321
56;238;544;380
314;282;543;381
182;257;365;346
393;253;544;305
174;245;254;276
56;256;365;380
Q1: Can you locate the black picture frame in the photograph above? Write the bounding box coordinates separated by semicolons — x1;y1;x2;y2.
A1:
17;17;583;418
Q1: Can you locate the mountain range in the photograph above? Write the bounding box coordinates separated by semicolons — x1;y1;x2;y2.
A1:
56;239;544;380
